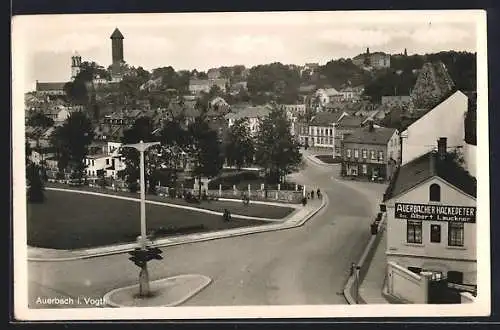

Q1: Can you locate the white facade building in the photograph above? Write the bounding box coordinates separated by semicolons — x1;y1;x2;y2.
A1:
401;91;468;165
383;138;477;286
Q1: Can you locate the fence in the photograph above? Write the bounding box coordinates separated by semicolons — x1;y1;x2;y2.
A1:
156;185;305;204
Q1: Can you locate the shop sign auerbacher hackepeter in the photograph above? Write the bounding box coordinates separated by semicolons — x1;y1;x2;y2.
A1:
395;203;476;223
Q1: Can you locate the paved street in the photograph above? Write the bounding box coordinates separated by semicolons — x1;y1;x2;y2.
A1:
28;154;386;307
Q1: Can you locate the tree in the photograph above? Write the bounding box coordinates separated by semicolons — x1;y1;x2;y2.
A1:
26;163;45;203
225;118;255;169
187;118;223;198
50;112;93;180
118;117;160;193
27;112;54;128
254;107;302;184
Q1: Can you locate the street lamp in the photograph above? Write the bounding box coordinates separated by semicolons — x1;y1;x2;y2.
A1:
122;140;160;297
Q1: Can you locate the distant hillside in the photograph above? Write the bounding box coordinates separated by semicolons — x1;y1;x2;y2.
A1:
362;51;475;103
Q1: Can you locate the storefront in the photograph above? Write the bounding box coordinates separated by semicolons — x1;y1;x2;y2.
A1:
382;149;477;286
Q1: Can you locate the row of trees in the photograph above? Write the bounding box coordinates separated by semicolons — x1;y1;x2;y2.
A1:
117;105;302;195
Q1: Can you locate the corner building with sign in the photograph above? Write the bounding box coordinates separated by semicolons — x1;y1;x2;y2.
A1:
382;138;477;286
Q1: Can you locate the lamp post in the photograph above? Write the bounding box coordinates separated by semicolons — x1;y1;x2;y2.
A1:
122;140;160;297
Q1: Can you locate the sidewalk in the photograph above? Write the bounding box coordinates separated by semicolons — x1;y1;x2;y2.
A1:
28;195;325;262
358;226;390;304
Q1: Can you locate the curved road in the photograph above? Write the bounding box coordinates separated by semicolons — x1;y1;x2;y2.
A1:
27;154;386;307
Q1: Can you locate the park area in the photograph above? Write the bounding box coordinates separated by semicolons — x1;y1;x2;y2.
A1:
27;189;295;250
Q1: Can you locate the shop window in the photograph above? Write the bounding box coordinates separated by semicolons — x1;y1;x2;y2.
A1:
430;224;441;243
407;220;422;244
354;149;359;158
362;164;368;174
362;149;367;159
429;183;441;201
346;149;351;158
370;150;376;160
448;222;464;247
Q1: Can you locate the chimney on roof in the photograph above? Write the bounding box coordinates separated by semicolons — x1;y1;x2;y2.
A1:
437;137;447;160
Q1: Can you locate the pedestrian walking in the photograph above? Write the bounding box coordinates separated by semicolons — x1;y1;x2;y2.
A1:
317;188;321;199
310;190;315;199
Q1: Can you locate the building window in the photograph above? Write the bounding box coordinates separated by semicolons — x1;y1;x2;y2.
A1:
407;220;422;244
448;223;464;247
347;149;352;158
362;164;368;174
378;151;384;162
362;149;367;159
92;160;95;167
429;183;441;202
329;137;333;144
330;128;333;135
354;149;359;158
106;159;109;165
370;150;376;160
430;224;441;243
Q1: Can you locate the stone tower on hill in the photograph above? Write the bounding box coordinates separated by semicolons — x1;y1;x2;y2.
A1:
410;61;455;110
110;28;125;82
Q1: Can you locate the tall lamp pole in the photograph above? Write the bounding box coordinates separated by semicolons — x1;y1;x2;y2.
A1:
122;140;160;296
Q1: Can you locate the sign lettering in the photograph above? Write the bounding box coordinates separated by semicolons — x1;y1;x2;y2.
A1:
395;203;476;223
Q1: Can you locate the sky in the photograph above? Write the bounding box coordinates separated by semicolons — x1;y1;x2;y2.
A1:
12;10;482;92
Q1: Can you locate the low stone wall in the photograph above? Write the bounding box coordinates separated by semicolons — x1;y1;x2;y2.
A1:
386;261;426;303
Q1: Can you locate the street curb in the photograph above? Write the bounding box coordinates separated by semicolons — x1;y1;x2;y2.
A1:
342;214;387;305
103;274;212;308
28;196;327;262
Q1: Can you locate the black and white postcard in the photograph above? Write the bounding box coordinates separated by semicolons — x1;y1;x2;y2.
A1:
12;10;490;320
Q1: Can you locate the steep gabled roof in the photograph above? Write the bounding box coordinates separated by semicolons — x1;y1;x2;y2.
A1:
383;151;477;202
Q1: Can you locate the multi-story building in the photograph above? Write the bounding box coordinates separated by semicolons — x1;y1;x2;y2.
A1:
188;78;229;94
315;88;342;108
401;90;468;165
332;115;365;157
35;81;66;97
382;137;477;287
225;105;271;136
352;48;391;69
340;122;400;181
84;141;126;179
278;104;307;116
308;112;345;149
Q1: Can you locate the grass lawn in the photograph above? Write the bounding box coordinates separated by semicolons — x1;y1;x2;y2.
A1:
315;155;342;164
45;183;295;219
27;190;269;250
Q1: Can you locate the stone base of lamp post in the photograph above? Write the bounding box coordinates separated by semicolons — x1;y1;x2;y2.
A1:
139;264;151;297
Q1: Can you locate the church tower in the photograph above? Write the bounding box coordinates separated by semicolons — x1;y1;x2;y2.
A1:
110;28;124;82
71;51;82;81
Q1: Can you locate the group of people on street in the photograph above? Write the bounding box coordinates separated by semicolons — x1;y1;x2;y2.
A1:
308;188;322;199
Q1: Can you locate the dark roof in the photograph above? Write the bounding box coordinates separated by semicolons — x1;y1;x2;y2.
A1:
110;28;124;39
343;126;396;145
310;112;344;126
337;115;364;128
36;82;67;91
383;152;477;202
